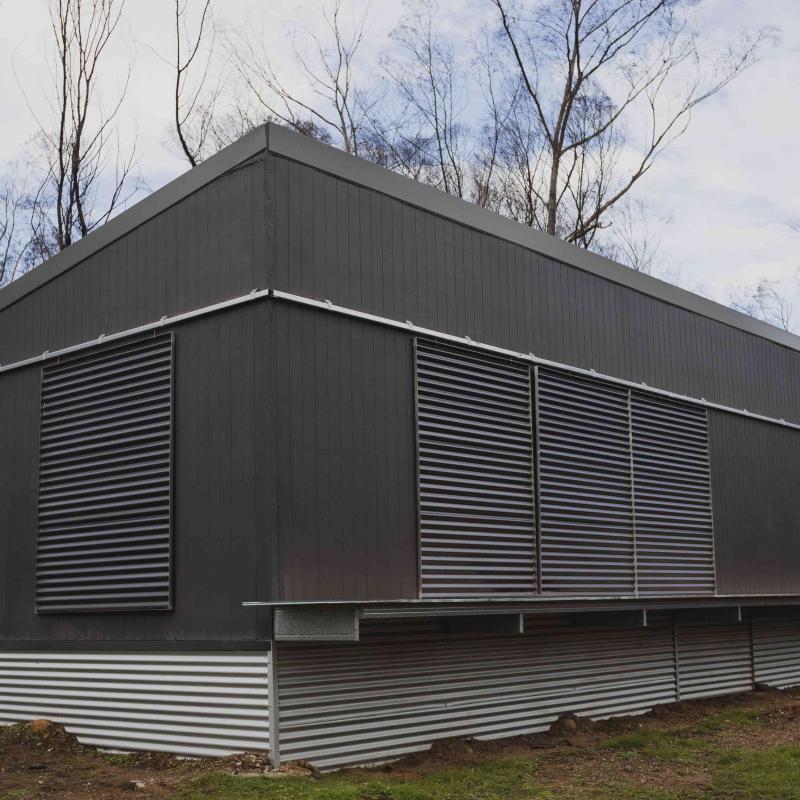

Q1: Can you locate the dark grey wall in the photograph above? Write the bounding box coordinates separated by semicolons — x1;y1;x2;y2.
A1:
0;155;267;366
273;302;418;601
271;154;800;425
710;411;800;596
4;141;800;628
0;308;275;644
0;153;274;644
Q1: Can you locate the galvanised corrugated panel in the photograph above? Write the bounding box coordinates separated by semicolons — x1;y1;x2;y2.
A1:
415;340;536;596
676;624;752;700
632;394;714;595
537;368;635;594
276;619;676;769
37;336;173;612
752;618;800;688
0;651;269;757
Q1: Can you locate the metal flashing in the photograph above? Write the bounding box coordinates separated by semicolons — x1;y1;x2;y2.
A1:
2;285;799;433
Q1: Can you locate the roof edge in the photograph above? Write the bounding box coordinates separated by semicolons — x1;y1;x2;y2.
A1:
0;125;269;313
267;122;800;353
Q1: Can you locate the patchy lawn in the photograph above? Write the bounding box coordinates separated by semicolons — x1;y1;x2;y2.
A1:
5;687;800;799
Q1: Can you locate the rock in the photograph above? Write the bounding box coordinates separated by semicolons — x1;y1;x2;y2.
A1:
548;714;579;736
29;719;53;734
126;780;148;791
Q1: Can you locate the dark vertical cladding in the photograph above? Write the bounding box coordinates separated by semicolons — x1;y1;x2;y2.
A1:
0;155;267;367
537;368;635;594
0;149;271;642
36;335;174;613
272;154;800;424
711;412;800;595
415;339;536;596
274;303;418;601
0;308;274;643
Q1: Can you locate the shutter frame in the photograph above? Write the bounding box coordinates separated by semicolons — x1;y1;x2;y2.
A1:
36;334;174;613
537;367;636;595
631;392;715;595
415;339;536;597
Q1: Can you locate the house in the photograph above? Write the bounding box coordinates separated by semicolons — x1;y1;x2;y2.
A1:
1;123;800;769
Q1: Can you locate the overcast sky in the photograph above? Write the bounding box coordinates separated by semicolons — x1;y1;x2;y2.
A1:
1;0;799;314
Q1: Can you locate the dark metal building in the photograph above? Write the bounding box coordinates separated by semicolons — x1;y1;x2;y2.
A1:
2;123;800;767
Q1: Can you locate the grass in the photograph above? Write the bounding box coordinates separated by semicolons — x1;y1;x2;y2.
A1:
173;758;544;800
712;746;800;799
602;729;711;764
691;707;766;735
170;740;800;800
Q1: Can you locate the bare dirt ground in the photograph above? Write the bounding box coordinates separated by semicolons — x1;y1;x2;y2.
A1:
3;687;800;799
0;724;276;800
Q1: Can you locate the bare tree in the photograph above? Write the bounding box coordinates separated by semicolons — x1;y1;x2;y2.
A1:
0;166;34;287
597;198;671;275
27;0;141;256
174;0;220;167
383;0;468;197
730;277;795;332
489;0;769;246
227;0;377;155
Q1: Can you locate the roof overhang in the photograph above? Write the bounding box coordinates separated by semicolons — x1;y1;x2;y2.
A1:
251;596;800;642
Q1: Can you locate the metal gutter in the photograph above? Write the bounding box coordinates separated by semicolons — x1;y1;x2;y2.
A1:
3;286;800;434
267;123;800;353
0;127;268;313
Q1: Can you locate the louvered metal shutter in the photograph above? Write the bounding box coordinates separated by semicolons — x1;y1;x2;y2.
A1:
37;335;173;612
537;368;635;594
415;340;536;596
631;393;714;594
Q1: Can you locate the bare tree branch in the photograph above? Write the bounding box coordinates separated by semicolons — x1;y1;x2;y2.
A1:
0;163;36;287
174;0;220;167
226;0;376;154
730;277;795;332
23;0;142;259
488;0;771;246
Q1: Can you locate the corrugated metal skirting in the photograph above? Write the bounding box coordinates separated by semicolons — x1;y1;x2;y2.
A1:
0;651;269;757
752;618;800;688
277;620;677;769
275;616;800;770
676;623;752;700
